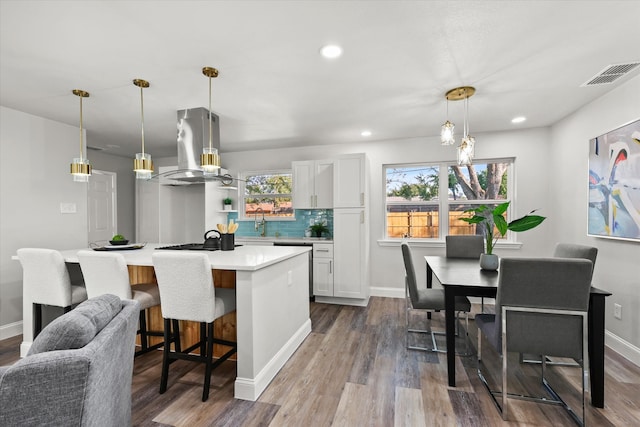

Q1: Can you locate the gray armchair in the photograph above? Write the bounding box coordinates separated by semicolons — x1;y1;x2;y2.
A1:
402;243;471;354
475;257;593;426
0;294;140;426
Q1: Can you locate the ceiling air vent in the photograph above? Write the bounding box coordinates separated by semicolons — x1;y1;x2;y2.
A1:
581;62;640;87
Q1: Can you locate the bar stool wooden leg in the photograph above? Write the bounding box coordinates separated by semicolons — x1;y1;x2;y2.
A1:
159;318;172;394
202;322;215;401
139;311;148;351
172;319;181;353
33;303;43;338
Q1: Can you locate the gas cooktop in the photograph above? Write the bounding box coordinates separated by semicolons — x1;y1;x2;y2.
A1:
156;243;242;251
157;243;218;251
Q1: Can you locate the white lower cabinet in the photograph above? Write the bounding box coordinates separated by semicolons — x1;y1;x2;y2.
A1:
313;243;333;296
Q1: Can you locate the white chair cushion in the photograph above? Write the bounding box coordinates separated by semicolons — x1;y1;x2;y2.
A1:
17;248;85;308
152;252;236;323
130;283;161;310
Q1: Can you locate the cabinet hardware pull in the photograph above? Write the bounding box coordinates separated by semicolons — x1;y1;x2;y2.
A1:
329;260;332;274
360;192;364;206
314;194;317;207
317;249;329;252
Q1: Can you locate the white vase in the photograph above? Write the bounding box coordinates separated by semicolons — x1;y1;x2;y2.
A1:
480;253;499;271
224;204;232;211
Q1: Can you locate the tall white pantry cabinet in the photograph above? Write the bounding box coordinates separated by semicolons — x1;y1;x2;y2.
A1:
317;153;370;306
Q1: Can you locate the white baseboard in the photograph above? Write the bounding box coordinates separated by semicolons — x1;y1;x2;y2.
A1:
370;286;404;299
605;330;640;367
0;320;22;340
234;318;312;401
314;296;370;306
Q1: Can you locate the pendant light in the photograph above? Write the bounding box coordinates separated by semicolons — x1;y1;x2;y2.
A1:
440;99;455;145
201;66;220;174
133;79;154;180
70;89;91;182
442;86;476;165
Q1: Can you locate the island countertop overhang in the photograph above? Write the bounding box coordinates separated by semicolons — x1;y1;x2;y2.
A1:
55;244;311;271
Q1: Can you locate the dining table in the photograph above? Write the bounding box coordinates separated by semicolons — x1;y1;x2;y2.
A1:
424;255;611;408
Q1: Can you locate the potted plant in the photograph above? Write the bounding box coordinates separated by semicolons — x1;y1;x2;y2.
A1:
309;222;329;238
223;197;233;210
460;201;546;270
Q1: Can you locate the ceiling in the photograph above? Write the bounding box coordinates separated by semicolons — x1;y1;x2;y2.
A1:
1;1;639;158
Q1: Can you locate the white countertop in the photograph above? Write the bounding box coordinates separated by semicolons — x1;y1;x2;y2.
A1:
235;236;333;244
55;243;311;271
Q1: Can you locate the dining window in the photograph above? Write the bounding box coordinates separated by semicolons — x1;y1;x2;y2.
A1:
384;159;513;239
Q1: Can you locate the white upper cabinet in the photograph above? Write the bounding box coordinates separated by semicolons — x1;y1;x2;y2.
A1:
333;154;365;208
292;159;334;209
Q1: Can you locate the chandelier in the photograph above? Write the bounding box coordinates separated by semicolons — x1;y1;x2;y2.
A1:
441;86;476;165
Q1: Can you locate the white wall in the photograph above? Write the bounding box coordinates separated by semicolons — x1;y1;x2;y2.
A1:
220;126;553;294
0;107;89;336
550;75;640;360
0;106;135;337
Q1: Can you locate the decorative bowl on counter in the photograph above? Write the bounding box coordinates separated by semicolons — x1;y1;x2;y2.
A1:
109;240;129;245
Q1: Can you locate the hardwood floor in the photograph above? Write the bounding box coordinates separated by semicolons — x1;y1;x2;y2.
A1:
1;297;638;426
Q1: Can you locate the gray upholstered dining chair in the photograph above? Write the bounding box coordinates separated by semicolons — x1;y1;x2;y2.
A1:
553;243;598;277
152;252;237;402
519;242;600;367
445;235;487;312
475;257;593;426
445;235;484;259
17;248;88;338
402;243;472;354
77;250;165;357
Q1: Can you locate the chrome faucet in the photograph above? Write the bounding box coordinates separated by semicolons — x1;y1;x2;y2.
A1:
254;207;266;237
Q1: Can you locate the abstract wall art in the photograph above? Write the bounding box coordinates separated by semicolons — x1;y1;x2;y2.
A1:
588;118;640;242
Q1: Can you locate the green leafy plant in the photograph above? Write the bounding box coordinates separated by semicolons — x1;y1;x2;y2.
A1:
460;201;545;254
309;222;329;237
223;197;233;205
111;234;126;241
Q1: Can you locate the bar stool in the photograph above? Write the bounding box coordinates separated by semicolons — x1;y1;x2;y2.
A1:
77;250;164;356
152;252;237;402
17;248;88;338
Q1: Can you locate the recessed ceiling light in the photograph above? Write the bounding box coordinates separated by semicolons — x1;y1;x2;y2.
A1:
361;130;372;137
511;116;526;124
320;44;343;59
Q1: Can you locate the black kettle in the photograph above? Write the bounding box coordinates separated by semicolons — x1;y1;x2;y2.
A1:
203;230;221;249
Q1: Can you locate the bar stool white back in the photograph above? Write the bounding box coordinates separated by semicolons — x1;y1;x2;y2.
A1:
17;248;88;338
152;251;237;402
77;250;164;356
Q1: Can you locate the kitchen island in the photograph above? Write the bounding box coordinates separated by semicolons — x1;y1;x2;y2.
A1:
17;244;312;401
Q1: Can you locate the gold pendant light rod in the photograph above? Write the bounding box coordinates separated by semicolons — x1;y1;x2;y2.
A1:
70;89;91;181
133;79;153;179
134;79;149;154
201;66;220;173
73;89;89;161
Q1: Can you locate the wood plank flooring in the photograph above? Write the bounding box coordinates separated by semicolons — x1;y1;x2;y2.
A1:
1;297;638;426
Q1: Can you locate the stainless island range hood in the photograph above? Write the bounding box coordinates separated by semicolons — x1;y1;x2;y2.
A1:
155;107;230;185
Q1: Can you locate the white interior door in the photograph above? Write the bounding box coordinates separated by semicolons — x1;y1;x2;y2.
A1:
88;170;117;244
